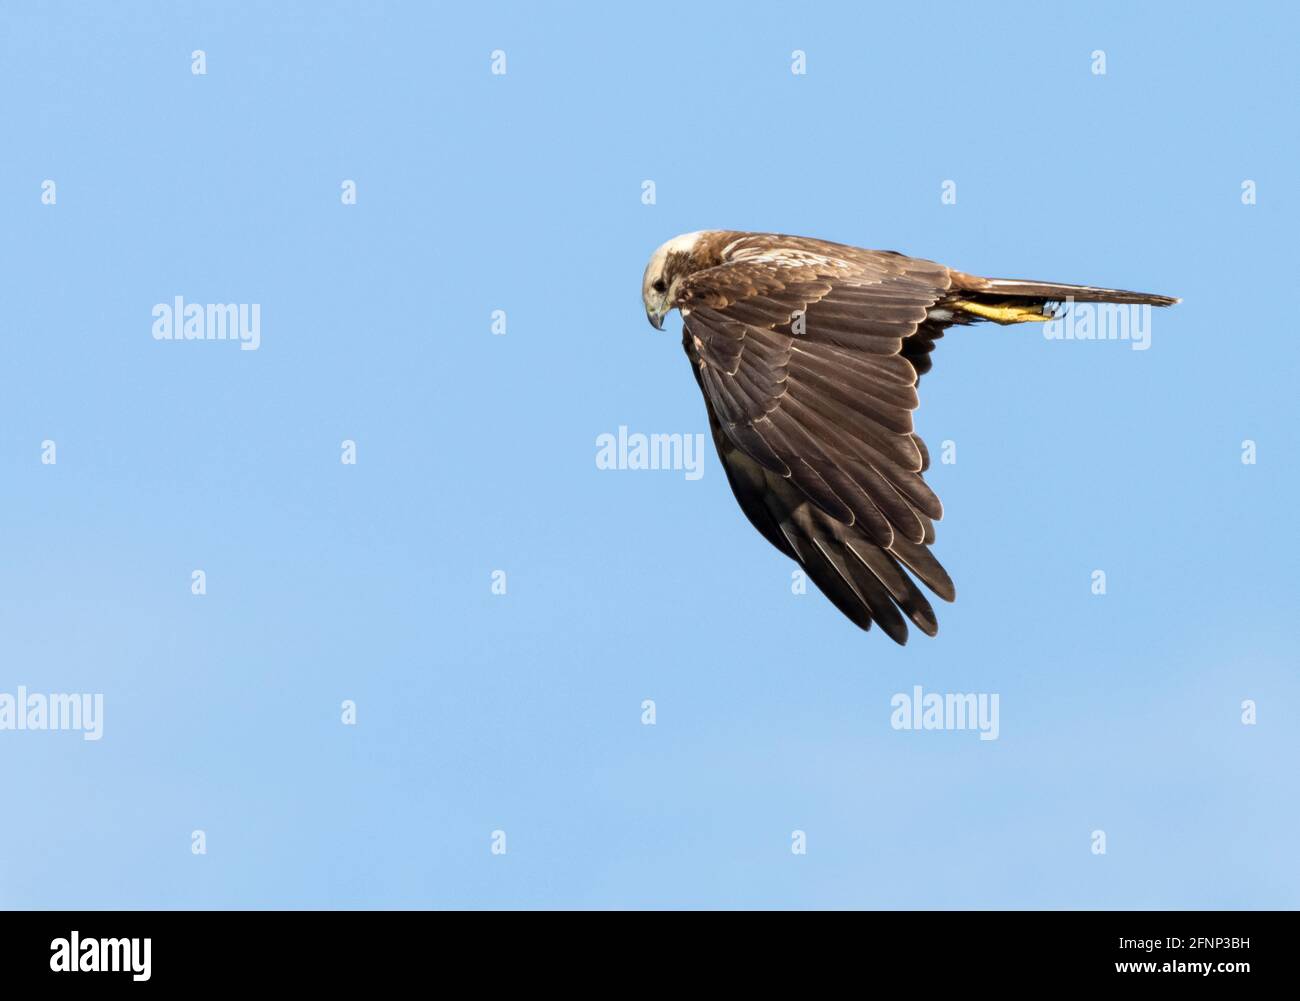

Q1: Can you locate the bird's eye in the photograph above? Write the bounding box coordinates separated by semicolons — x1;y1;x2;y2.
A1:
652;279;667;293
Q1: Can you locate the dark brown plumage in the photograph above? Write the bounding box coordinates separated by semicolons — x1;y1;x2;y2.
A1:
641;231;1178;643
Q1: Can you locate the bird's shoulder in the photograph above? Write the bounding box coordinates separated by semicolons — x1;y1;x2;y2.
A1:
680;233;952;309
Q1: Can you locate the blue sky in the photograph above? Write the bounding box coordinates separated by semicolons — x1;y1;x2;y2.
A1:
1;1;1296;908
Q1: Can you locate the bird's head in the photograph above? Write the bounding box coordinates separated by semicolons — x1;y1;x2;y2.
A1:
641;231;706;329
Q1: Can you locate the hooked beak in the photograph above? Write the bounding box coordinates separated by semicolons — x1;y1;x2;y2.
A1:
646;307;665;330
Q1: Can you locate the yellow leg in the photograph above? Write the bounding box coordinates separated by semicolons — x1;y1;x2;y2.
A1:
951;300;1052;324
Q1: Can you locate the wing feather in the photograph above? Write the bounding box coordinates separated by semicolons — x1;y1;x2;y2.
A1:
680;235;960;642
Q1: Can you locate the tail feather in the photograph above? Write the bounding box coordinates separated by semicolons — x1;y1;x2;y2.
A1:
953;272;1180;308
941;272;1178;326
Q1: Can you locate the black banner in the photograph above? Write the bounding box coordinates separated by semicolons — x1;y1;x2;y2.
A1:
0;910;1282;987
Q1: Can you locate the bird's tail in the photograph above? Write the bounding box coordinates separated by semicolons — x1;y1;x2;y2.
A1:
943;272;1180;325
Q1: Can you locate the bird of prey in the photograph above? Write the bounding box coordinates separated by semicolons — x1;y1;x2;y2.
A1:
641;231;1177;644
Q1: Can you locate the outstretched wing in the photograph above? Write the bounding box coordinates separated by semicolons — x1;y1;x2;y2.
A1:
679;235;958;643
